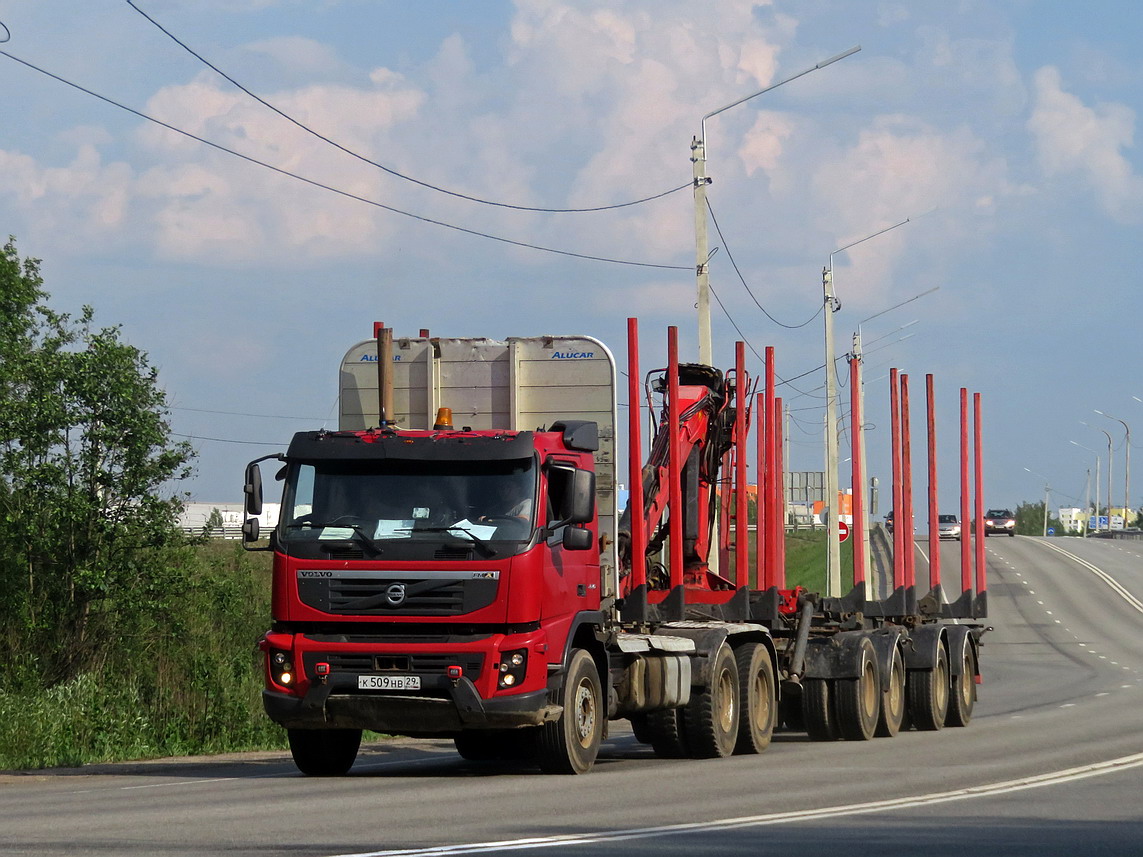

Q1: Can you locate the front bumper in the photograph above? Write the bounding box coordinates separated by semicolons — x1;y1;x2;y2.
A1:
263;674;560;735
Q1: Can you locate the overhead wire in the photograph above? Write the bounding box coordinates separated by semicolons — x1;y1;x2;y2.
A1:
0;49;690;272
124;0;692;215
706;198;822;329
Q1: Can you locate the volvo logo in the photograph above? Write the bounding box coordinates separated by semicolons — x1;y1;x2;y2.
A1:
385;583;407;606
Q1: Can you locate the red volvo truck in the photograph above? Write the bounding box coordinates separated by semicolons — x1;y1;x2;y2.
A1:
243;320;988;775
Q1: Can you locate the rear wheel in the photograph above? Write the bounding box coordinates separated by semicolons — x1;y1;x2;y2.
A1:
733;643;776;755
875;646;906;737
537;649;603;774
802;678;838;741
946;641;977;727
287;728;362;776
681;642;739;758
834;639;880;741
906;642;950;731
643;708;688;758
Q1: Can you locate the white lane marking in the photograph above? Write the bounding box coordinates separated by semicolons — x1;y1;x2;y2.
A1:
1030;541;1143;614
320;752;1143;857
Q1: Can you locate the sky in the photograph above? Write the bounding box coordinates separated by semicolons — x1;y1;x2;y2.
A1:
1;0;1141;521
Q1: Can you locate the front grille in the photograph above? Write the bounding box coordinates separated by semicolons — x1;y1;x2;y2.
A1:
297;572;499;616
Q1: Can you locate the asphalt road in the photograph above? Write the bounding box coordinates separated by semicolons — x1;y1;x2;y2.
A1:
2;534;1142;856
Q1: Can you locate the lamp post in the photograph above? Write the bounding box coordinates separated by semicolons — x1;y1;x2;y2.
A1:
692;45;860;364
1095;410;1130;530
1023;467;1051;537
1083;422;1114;533
1069;440;1100;536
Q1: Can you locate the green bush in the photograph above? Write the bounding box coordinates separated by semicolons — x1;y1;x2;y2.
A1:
0;541;285;770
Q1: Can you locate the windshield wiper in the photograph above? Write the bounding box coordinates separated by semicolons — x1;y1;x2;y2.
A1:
404;526;497;557
286;521;384;554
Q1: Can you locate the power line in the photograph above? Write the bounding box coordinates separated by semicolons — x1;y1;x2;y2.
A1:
706;199;822;329
173;405;327;420
173;432;287;446
124;0;692;215
0;49;690;272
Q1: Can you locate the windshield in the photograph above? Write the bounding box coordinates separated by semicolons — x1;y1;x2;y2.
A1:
279;456;536;553
939;515;958;524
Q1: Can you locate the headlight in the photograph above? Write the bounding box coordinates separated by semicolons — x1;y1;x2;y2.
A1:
498;648;528;689
269;648;295;687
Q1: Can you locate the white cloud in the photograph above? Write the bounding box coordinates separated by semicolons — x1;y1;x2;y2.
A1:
809;116;1010;306
1027;65;1143;222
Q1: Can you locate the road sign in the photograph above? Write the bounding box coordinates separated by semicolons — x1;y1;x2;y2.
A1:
838;520;850;542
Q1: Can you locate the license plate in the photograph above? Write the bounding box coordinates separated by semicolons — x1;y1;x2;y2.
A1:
358;674;421;691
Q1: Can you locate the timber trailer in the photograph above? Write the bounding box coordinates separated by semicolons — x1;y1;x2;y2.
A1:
242;319;989;775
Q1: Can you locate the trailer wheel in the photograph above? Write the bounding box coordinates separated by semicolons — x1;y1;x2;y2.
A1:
906;641;950;731
946;641;977;727
834;638;880;741
875;646;906;738
733;643;776;755
642;708;688;758
287;728;361;776
802;678;838;741
682;642;739;758
537;649;602;774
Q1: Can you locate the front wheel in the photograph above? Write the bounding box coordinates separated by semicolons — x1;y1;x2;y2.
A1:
287;728;362;776
537;649;603;774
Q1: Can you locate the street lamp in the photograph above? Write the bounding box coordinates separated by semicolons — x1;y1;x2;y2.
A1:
1069;440;1100;536
693;45;860;364
1023;467;1051;537
1096;409;1131;529
1083;421;1114;533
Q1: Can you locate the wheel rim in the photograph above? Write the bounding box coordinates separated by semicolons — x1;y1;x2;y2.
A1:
574;679;597;749
935;655;949;711
960;651;974;707
752;670;771;731
717;668;736;732
887;659;904;717
861;661;878;719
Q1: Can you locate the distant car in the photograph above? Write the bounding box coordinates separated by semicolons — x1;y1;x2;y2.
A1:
984;508;1016;536
938;514;961;541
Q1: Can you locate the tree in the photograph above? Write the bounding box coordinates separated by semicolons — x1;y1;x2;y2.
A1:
0;237;195;685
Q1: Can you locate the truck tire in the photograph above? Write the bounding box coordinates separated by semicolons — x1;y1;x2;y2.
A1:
875;646;906;737
287;728;362;776
643;708;688;758
802;678;837;741
628;713;653;745
681;642;739;758
906;642;950;731
946;642;977;727
537;649;603;774
834;638;880;741
733;643;776;755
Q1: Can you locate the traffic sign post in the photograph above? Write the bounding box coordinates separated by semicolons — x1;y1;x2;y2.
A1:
839;520;850;542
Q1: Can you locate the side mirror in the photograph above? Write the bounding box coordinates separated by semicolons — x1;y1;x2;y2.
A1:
562;526;593;551
244;462;263;516
242;517;260;543
564;468;595;525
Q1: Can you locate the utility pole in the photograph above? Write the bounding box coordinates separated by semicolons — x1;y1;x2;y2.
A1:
823;266;842;595
692;137;712;366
